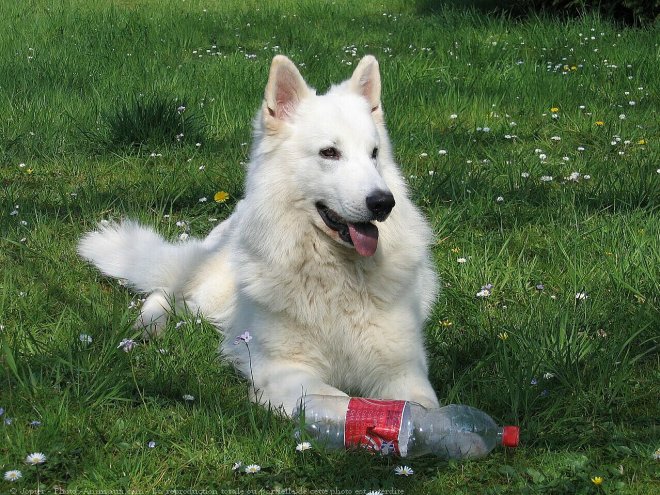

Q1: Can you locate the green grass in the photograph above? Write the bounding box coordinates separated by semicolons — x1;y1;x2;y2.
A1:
1;0;658;492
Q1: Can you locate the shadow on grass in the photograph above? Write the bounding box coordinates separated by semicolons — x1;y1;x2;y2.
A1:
415;0;650;25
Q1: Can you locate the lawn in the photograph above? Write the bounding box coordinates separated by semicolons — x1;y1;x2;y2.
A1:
1;0;658;493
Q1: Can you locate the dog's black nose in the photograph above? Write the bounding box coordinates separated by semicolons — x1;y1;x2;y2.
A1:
366;190;395;221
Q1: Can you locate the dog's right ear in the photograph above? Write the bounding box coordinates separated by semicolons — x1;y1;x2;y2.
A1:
263;56;310;127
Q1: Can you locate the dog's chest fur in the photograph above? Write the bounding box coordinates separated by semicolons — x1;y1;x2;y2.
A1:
234;226;423;382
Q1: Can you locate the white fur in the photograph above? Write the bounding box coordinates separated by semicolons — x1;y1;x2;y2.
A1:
78;56;440;414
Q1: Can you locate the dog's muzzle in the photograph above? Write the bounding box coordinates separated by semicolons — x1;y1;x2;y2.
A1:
315;191;394;257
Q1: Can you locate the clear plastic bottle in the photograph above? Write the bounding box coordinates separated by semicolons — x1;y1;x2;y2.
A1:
294;395;519;459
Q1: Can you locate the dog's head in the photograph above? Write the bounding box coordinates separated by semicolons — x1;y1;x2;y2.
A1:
256;55;395;257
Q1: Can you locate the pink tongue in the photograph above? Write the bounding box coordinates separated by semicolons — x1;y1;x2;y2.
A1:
348;223;379;256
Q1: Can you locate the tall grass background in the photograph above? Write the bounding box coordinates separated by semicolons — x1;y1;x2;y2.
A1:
0;0;658;492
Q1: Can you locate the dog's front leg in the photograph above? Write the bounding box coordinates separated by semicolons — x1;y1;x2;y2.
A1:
249;360;348;416
375;369;440;409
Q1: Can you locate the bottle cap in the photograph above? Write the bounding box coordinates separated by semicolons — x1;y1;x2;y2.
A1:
501;426;520;447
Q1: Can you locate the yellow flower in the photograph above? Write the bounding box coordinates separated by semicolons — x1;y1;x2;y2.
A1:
595;121;605;126
571;65;577;71
440;319;453;327
498;332;509;341
637;139;646;145
451;247;460;254
591;476;603;486
26;168;33;174
550;107;559;113
214;191;229;203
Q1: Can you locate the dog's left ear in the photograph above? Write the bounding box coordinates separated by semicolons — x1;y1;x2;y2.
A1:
349;55;382;118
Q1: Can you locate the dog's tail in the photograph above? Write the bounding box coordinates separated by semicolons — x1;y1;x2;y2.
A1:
77;220;206;293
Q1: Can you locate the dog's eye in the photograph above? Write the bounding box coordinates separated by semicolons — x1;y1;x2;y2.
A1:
371;147;379;159
319;147;341;160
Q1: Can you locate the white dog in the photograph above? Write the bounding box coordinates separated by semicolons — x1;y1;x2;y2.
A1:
79;55;440;414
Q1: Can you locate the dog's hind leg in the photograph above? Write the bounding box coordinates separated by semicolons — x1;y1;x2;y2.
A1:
136;290;171;339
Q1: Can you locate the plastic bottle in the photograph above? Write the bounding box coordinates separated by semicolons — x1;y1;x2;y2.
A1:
293;395;519;459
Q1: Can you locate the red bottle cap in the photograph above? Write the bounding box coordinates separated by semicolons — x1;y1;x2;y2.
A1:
501;426;520;447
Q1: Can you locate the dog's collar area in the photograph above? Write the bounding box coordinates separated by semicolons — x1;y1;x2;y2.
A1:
315;202;380;257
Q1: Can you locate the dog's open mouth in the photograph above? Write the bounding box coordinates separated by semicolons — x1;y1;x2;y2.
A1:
315;202;379;257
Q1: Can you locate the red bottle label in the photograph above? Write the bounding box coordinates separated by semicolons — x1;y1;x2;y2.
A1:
344;398;406;455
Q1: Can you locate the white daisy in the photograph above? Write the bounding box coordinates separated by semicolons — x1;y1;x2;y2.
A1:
245;464;261;474
25;452;46;465
476;289;491;298
3;470;22;482
394;465;414;476
182;394;195;402
78;333;92;344
296;441;312;452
